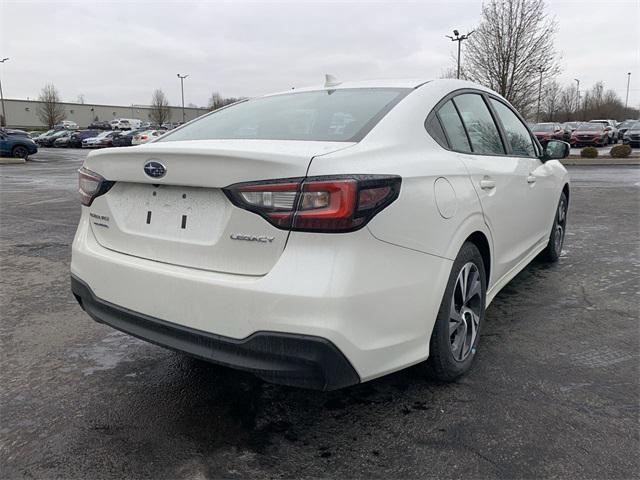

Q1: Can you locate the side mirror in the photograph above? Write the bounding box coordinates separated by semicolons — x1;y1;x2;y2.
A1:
604;126;612;131
542;139;570;161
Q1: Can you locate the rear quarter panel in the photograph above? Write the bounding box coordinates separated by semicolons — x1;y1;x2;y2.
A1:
306;81;489;264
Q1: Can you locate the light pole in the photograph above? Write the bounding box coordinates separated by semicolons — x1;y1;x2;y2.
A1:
177;73;188;123
446;30;474;79
574;78;580;119
0;57;9;127
536;66;544;123
624;72;631;115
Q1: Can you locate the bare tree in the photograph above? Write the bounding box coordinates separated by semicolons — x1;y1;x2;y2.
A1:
580;82;632;120
541;80;561;121
546;80;639;121
438;66;460;79
149;89;170;125
582;82;604;114
36;84;66;128
76;94;86;104
208;91;243;111
208;92;224;110
558;85;577;121
462;0;561;117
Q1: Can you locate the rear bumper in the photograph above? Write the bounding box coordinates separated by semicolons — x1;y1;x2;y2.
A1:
71;208;451;385
71;275;359;390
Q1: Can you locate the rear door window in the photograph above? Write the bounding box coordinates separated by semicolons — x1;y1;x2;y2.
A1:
453;93;505;155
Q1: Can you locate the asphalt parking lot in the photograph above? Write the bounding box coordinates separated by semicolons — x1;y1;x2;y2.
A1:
1;148;638;479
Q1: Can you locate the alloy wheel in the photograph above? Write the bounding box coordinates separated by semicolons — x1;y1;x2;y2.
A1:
554;197;567;254
449;262;482;362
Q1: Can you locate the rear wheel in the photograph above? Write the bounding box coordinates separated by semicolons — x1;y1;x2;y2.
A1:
424;242;486;381
11;145;29;158
541;192;567;262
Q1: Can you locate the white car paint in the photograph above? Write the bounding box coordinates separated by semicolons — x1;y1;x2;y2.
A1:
71;78;569;389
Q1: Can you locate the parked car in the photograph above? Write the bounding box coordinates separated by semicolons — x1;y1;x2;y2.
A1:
96;131;119;148
87;121;112;131
1;128;30;137
112;129;145;147
617;119;639;140
110;118;142;130
622;121;640;148
82;131;116;148
53;134;73;147
54;120;79;130
560;122;578;141
71;78;570;390
563;122;580;132
531;122;565;145
41;130;73;147
570;122;608;147
588;119;618;143
34;129;57;144
28;131;44;139
131;129;165;145
68;130;101;148
0;130;38;158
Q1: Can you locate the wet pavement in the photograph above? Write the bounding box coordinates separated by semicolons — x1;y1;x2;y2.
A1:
1;149;639;479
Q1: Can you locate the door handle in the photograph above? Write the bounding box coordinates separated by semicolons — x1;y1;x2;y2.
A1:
527;175;537;184
479;179;496;190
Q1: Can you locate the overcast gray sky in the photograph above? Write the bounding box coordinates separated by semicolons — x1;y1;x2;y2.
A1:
1;0;639;108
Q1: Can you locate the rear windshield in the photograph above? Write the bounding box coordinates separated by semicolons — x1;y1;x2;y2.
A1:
158;88;410;143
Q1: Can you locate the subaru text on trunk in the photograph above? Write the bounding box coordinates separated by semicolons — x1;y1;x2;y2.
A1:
71;78;570;390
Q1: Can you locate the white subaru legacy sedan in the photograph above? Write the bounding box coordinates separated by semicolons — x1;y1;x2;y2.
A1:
71;78;570;390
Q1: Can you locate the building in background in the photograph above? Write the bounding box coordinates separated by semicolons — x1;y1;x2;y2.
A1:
3;99;209;129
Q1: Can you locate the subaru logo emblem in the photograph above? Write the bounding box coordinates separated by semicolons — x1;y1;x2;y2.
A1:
143;161;166;179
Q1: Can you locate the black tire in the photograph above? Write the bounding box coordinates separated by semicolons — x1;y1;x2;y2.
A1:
11;145;29;159
541;192;568;262
424;242;487;381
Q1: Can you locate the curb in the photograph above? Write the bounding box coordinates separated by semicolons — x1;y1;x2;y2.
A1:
562;157;640;166
0;157;26;165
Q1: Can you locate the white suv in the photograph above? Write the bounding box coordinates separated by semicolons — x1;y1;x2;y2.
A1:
71;79;570;390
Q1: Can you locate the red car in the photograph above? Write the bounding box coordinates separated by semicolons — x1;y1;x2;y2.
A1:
531;123;565;146
570;123;608;147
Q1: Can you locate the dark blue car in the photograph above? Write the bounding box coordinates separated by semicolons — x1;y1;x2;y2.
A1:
0;129;38;158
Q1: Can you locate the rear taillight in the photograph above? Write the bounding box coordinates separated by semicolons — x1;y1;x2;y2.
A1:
224;175;401;232
78;167;114;206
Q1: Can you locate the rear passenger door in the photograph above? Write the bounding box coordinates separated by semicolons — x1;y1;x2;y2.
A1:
436;92;536;283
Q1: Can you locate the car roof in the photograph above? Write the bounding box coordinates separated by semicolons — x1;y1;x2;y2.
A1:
264;78;432;97
262;78;504;103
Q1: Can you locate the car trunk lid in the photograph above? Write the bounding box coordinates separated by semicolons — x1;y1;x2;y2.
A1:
83;139;354;275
